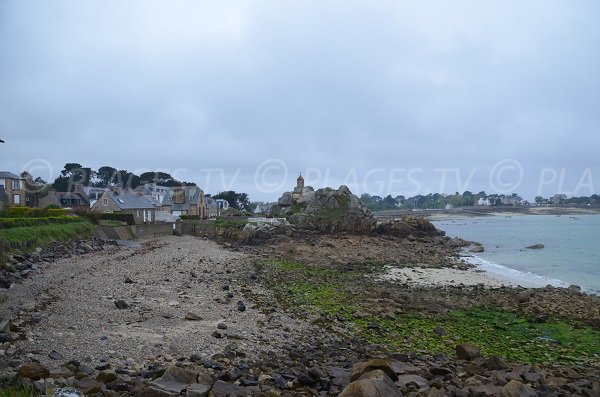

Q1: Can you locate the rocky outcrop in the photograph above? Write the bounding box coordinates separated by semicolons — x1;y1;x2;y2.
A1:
0;237;110;289
272;185;377;234
525;243;544;249
241;219;293;241
376;216;444;239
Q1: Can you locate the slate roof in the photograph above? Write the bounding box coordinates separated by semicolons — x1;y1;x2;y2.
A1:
0;171;22;180
163;186;203;211
107;191;162;210
55;192;90;205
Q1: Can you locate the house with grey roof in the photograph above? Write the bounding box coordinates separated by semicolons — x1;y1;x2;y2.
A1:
163;186;205;218
39;190;91;212
0;171;26;207
90;189;162;223
134;183;170;204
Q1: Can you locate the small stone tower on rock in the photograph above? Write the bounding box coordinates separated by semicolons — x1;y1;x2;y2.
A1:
296;173;304;191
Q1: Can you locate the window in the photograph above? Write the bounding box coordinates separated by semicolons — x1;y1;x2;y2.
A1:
14;194;20;204
12;180;21;190
102;198;108;206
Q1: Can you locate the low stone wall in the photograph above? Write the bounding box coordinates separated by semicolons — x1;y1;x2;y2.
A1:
130;223;180;239
181;220;214;237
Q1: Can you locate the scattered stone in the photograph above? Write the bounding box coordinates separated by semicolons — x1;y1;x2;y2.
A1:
217;322;227;330
211;380;259;397
525;243;544;249
517;289;534;303
237;301;246;312
96;370;118;384
351;358;398;382
396;374;429;388
18;362;50;380
484;355;508;370
48;350;64;361
95;362;110;371
75;377;103;394
500;379;536;397
114;300;129;309
49;367;74;379
124;276;134;283
433;326;447;336
187;383;211;397
51;388;85;397
456;343;481;360
340;369;402;397
185;312;202;321
142;366;199;397
567;285;582;294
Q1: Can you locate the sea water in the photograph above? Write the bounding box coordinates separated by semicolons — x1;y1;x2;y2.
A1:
432;215;600;294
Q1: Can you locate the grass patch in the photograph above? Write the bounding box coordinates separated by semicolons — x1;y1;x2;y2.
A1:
0;221;96;251
0;216;85;229
359;308;600;365
264;260;361;317
264;260;600;365
214;218;246;229
288;202;307;215
0;387;36;397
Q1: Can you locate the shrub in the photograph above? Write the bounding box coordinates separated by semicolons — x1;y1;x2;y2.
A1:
180;215;202;220
0;239;6;266
0;207;68;218
47;208;68;217
0;221;96;251
86;212;135;225
0;216;84;229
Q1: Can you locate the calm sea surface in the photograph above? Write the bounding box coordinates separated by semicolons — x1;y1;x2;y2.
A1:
432;215;600;293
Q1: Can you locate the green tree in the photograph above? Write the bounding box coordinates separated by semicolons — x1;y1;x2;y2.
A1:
214;191;251;211
54;163;94;191
96;166;118;187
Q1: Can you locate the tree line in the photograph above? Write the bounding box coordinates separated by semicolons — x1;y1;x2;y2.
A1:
52;163;196;191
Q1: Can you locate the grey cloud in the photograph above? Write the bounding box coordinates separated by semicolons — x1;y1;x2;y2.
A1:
1;0;599;200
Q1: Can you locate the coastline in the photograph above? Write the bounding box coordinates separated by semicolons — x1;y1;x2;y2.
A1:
380;263;520;288
374;205;600;222
2;232;600;395
379;254;576;290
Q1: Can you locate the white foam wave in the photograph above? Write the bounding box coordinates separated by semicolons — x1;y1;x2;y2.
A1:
462;255;571;289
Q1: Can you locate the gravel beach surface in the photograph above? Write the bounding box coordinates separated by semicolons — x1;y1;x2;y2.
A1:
1;236;310;368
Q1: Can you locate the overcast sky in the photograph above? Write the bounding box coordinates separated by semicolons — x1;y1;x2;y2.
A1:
1;0;599;201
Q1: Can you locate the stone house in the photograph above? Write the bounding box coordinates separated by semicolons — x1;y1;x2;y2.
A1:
134;183;170;204
162;186;206;218
82;186;111;206
205;197;219;218
90;189;162;223
39;190;91;212
0;171;27;207
253;204;272;214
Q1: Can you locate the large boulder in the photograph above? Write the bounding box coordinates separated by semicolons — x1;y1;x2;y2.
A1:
18;362;50;380
272;185;376;234
241;220;292;241
139;366;199;397
340;369;402;397
376;216;444;238
278;192;293;206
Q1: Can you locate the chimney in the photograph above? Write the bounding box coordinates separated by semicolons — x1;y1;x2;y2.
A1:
174;188;185;204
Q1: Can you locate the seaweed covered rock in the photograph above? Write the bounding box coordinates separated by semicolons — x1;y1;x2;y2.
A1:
376;216;444;238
